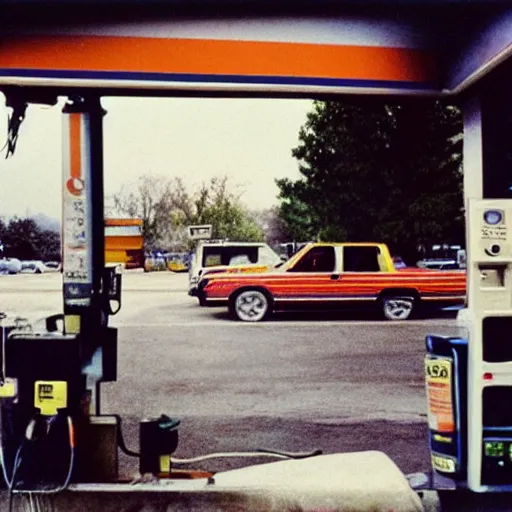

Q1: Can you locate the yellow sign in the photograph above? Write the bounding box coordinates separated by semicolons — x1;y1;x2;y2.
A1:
64;315;81;334
425;357;454;433
0;378;17;398
433;434;453;444
159;455;171;474
431;453;457;473
34;381;68;416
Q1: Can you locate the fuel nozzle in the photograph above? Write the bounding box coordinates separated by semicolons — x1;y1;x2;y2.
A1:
102;265;122;317
139;414;180;477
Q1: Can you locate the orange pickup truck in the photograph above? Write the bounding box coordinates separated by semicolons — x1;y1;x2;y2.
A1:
198;242;466;322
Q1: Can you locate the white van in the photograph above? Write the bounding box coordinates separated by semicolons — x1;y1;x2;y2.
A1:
188;241;282;297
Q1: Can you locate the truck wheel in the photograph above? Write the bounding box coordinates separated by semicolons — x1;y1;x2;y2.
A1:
231;289;270;322
381;296;415;321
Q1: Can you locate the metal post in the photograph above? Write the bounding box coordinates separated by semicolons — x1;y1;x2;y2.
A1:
62;96;106;414
463;92;485;492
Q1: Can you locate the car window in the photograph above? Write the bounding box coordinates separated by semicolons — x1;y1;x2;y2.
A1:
229;254;251;265
288;246;336;272
258;245;282;266
204;253;223;267
343;246;381;272
202;246;259;267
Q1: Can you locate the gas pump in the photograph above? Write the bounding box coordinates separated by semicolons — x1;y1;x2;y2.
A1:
0;95;123;495
426;201;512;492
466;200;512;489
0;94;183;502
426;81;512;495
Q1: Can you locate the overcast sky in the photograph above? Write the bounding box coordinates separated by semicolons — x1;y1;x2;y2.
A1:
0;95;313;221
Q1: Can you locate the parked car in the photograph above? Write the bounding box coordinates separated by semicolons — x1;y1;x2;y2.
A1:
20;260;47;274
144;253;167;272
0;258;22;275
416;259;460;270
189;241;282;297
199;242;466;322
392;256;407;270
165;252;190;273
43;261;62;272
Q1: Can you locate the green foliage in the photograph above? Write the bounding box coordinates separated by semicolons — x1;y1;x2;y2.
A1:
0;217;60;261
251;206;289;247
277;100;463;262
0;218;6;247
110;174;264;251
192;176;264;243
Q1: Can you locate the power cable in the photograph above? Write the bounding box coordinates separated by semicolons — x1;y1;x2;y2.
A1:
7;414;75;512
171;448;321;465
112;413;322;465
111;414;140;458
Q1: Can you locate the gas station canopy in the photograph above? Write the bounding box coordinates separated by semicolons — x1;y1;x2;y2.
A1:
0;1;510;97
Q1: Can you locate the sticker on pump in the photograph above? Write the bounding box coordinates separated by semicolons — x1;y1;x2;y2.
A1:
0;378;17;398
431;452;457;473
425;357;455;433
481;225;507;240
34;381;67;416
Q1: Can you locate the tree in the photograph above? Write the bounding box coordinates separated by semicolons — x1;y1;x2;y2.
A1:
110;174;264;251
110;174;175;250
0;216;61;261
0;217;6;256
251;206;289;246
4;217;41;260
277;100;463;263
36;229;61;262
191;176;264;243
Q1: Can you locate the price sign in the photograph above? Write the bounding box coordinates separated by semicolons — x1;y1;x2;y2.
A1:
425;357;455;433
481;225;507;240
62;112;92;302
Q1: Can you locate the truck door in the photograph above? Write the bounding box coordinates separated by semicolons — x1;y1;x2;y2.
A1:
340;246;382;303
285;245;338;302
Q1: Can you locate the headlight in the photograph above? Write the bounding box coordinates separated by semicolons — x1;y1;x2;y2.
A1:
198;279;209;290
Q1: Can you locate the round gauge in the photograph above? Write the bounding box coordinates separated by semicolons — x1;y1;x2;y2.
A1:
484;210;503;225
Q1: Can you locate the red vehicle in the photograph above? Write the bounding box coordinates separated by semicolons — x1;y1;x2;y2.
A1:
198;243;466;322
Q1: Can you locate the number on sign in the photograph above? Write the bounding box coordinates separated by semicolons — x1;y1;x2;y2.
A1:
426;363;449;379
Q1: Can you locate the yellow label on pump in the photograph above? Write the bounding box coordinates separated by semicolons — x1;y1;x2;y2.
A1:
431;453;457;473
159;455;171;474
34;381;67;416
0;378;17;398
433;434;453;444
425;357;454;433
64;315;81;334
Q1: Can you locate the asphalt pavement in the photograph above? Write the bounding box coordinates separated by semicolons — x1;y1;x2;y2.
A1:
0;271;467;482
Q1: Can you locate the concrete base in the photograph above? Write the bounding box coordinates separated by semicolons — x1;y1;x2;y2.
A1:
1;451;423;511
